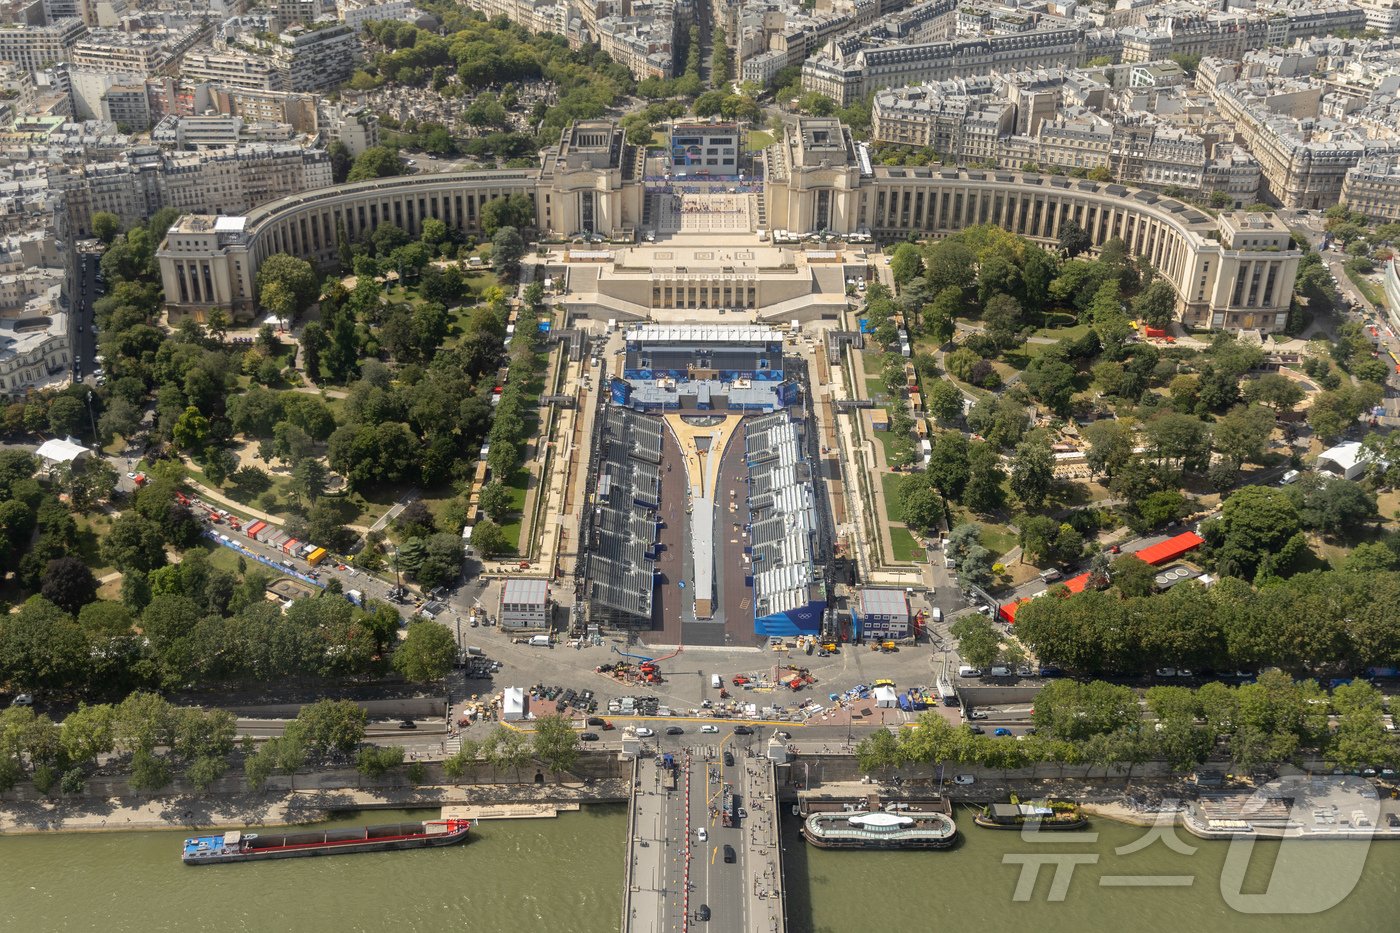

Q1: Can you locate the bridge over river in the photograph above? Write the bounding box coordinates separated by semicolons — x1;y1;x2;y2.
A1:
621;744;786;933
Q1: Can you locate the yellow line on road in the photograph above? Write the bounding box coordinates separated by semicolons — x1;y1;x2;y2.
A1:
710;845;717;865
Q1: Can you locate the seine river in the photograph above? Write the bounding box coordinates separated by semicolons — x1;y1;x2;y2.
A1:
2;804;1398;932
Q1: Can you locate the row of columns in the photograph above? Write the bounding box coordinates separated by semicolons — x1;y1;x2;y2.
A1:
650;281;758;310
860;182;1189;282
257;185;536;264
173;259;217;305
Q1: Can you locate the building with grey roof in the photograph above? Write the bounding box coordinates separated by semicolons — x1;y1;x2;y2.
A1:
745;410;827;637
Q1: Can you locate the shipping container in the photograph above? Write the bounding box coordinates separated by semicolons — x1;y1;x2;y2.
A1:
307;547;328;566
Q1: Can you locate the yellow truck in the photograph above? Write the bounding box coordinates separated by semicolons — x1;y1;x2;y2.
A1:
307;547;328;566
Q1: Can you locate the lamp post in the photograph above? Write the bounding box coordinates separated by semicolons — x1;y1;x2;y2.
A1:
85;391;98;444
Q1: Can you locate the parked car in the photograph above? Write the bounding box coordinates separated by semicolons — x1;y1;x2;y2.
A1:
579;732;599;741
965;725;985;734
586;717;606;726
398;720;416;729
1155;668;1178;678
967;709;988;720
953;774;975;785
10;693;33;707
993;728;1013;737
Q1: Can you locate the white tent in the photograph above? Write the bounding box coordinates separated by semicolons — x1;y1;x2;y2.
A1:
874;686;898;708
1316;441;1375;481
502;686;526;722
35;436;91;468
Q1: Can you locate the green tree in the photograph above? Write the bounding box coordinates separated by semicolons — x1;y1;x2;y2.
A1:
491;226;525;279
982;293;1024;349
39;557;98;615
889;243;924;285
1057;219;1091;257
295;699;368;756
950;615;1002;670
91;211;121;244
478;480;512;523
1208;485;1302;580
346;146;405;182
1212;405;1275;468
47;396;86;438
855;727;903;776
101;513;167;574
1083;419;1135;481
356;744;406;778
256;254;319;320
925;380;963;425
1242;373;1304;413
1010;438;1055;509
531;713;581;773
1132;279;1178;329
1109;554;1157;598
392;620;457;682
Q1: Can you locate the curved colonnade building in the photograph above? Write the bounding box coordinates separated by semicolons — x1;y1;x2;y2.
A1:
159;117;1300;334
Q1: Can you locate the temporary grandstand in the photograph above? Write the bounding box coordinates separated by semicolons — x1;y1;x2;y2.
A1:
623;325;785;381
744;411;827;636
585;408;663;628
613;323;801;411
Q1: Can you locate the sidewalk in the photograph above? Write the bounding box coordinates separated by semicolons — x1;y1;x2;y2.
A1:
0;780;632;834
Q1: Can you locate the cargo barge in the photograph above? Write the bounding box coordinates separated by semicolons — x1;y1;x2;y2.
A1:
182;819;471;864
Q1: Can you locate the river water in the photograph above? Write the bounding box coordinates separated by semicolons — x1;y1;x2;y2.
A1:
784;805;1400;933
0;807;627;933
2;805;1397;932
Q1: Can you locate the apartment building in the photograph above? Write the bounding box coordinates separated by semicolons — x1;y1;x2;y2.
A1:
183;49;286;91
1342;157;1400;222
0;17;87;72
273;23;360;93
336;0;416;30
317;102;378;155
802;24;1105;105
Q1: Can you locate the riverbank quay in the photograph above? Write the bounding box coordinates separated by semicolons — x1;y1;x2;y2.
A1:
0;780;630;835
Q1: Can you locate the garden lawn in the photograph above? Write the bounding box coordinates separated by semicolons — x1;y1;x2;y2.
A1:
73;511;115;578
977;523;1018;559
889;526;926;563
746;130;775;151
881;472;907;522
1342;266;1385;307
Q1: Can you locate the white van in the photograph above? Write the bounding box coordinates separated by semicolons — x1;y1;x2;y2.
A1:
529;635;551;647
711;674;722;689
989;666;1011;678
1281;469;1301;485
1039;568;1062;583
958;665;981;678
930;608;943;623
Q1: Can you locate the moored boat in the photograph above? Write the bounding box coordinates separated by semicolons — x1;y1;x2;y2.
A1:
802;810;958;849
182;819;471;865
974;801;1088;831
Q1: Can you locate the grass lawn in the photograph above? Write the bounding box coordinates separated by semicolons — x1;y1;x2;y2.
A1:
978;523;1019;559
889;526;926;563
1342;266;1385;307
881;472;907;522
496;467;530;553
74;512;115;577
864;376;888;401
746;130;775;151
1028;321;1091;342
871;427;904;466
